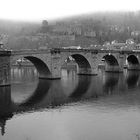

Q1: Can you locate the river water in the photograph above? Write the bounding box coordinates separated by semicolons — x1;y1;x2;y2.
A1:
0;67;140;140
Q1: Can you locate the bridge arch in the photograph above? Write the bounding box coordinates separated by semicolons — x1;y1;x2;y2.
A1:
127;55;140;70
11;56;51;78
103;54;119;66
102;54;122;72
62;53;92;75
127;55;139;65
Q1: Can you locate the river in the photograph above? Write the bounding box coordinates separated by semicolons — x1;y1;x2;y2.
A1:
0;67;140;140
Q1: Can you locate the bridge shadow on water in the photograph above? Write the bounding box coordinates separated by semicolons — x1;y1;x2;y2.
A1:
1;70;140;113
126;71;140;89
0;79;53;136
0;86;13;136
18;79;52;107
0;72;93;136
69;75;92;99
1;68;140;135
103;73;120;95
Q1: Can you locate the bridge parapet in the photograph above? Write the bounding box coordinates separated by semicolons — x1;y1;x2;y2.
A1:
0;50;11;86
51;47;140;54
11;49;50;56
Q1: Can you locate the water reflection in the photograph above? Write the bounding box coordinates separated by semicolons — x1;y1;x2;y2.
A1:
18;79;52;107
11;67;38;82
69;75;91;98
9;67;140;112
103;73;119;94
0;86;13;136
126;71;139;89
1;67;140;139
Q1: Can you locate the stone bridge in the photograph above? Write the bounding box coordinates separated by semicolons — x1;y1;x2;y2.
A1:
0;48;140;85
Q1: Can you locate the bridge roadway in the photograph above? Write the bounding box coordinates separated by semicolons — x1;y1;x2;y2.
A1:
0;47;140;86
12;48;140;55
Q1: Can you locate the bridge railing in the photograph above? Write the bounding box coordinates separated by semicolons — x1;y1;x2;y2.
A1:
9;44;140;56
11;49;50;55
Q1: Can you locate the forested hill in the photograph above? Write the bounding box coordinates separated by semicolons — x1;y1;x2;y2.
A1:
1;11;140;50
1;11;140;36
60;11;140;29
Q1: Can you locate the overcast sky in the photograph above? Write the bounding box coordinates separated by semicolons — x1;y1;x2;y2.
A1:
1;0;140;21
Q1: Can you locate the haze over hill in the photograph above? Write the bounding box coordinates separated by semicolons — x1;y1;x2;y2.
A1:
1;11;140;50
0;20;40;35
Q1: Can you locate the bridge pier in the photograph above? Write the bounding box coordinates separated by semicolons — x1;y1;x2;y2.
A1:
104;54;124;73
0;68;11;86
0;51;11;86
39;52;61;80
38;65;61;79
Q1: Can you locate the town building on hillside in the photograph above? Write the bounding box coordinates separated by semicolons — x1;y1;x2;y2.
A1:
49;35;75;41
111;42;126;49
131;31;140;36
135;44;140;49
84;31;96;37
126;38;135;44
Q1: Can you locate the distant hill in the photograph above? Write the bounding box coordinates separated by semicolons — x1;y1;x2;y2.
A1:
2;11;140;50
54;11;140;30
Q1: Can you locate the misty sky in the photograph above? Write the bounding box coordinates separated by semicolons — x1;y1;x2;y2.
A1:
1;0;140;21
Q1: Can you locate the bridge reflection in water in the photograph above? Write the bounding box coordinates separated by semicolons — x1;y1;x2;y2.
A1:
0;67;140;138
